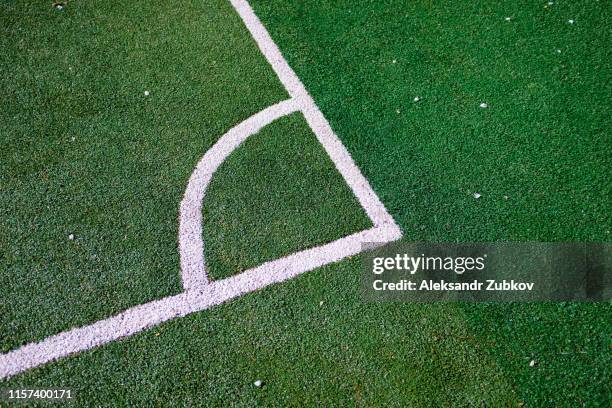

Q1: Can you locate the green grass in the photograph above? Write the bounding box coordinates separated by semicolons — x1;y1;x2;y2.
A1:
204;112;371;280
0;0;288;351
465;302;611;406
2;0;611;406
5;260;518;407
252;0;610;243
250;0;612;405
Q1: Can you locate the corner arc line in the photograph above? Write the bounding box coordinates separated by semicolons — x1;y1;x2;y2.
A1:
179;98;300;292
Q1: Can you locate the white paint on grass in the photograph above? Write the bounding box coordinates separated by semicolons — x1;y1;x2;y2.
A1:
228;0;399;232
179;98;300;291
0;0;402;380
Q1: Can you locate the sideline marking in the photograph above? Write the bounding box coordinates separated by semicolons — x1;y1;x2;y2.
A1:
0;0;401;380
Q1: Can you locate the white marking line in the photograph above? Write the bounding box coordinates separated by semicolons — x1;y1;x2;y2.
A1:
180;99;300;291
230;0;397;229
0;0;401;380
0;226;394;380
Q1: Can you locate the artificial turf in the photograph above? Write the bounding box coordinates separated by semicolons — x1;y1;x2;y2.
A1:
252;0;610;244
0;0;289;351
5;259;519;407
1;0;611;406
204;112;371;281
250;0;612;405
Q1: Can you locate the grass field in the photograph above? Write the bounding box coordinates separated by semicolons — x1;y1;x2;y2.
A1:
1;0;610;406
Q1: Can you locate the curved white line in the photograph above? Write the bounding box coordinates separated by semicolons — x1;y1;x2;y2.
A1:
179;98;300;292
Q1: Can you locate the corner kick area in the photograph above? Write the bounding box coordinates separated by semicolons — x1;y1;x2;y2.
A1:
2;0;610;406
1;0;401;379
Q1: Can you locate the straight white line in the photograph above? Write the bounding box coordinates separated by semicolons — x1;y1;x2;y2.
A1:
0;226;393;380
0;294;190;380
300;105;399;230
230;0;309;101
230;0;400;231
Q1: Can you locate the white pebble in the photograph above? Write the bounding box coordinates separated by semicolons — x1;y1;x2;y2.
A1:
556;49;562;54
144;90;150;96
473;193;481;199
70;136;75;142
319;300;324;306
548;1;554;5
503;195;509;200
479;102;488;108
68;234;74;240
568;19;575;24
254;380;263;387
396;109;400;114
529;360;537;367
55;5;63;10
505;17;512;21
392;59;397;64
414;96;421;102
